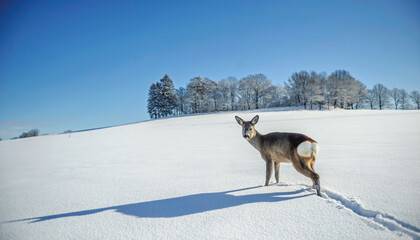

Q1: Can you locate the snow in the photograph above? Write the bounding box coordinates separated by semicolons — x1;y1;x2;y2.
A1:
1;109;419;239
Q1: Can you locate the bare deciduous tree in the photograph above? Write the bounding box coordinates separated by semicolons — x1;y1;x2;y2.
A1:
216;80;230;111
391;88;401;110
286;71;310;108
327;70;360;109
247;73;272;109
307;71;326;109
220;77;238;111
399;89;410;110
187;76;214;113
238;77;254;110
367;89;376;109
206;78;219;112
176;87;189;115
372;84;390;110
354;81;368;109
226;77;239;111
410;90;420;109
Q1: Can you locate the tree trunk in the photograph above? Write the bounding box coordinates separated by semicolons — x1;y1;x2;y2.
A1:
231;98;234;111
255;93;259;109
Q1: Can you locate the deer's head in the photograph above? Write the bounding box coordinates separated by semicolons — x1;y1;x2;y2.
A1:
235;115;259;140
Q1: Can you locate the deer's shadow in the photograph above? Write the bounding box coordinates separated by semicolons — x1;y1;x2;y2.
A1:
8;186;313;223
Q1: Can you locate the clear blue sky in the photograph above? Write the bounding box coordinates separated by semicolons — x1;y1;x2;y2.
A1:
1;0;419;139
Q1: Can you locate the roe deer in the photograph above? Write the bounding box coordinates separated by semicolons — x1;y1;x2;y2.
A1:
235;115;321;196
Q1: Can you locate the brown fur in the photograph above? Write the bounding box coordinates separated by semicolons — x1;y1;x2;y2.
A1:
235;115;321;196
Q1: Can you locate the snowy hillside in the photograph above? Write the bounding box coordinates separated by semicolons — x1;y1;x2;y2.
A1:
1;110;419;239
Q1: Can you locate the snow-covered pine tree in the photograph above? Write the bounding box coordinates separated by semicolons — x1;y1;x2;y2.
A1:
158;74;177;117
147;83;161;119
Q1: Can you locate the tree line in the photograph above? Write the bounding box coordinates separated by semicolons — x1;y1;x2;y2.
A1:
10;129;40;140
147;71;420;119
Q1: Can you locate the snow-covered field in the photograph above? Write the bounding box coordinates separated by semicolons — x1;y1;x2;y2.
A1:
1;109;419;239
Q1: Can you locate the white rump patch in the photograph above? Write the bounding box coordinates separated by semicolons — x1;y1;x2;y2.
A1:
312;142;319;156
297;141;319;158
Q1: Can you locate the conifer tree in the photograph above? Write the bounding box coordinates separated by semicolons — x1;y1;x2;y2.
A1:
147;83;160;119
158;74;177;117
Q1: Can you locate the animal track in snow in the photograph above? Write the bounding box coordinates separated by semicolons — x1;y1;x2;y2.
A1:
278;183;420;240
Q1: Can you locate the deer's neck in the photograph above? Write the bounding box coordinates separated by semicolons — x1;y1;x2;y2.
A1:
248;130;263;152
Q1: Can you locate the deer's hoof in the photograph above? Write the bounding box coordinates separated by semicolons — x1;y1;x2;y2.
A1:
315;185;322;197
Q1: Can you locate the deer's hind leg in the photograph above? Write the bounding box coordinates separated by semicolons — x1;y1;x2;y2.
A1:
292;156;321;196
309;156;316;189
309;155;316;171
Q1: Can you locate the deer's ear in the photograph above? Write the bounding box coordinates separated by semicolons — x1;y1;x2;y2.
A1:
251;115;259;125
235;116;244;126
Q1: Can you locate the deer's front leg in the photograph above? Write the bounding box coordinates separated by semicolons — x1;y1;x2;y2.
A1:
265;159;273;186
274;162;280;183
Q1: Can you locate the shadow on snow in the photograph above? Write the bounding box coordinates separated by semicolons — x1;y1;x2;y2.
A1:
6;186;312;223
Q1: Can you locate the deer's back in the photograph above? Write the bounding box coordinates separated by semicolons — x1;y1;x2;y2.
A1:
260;132;316;162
